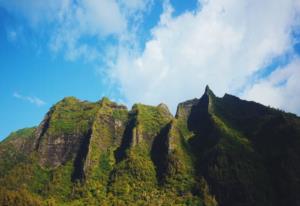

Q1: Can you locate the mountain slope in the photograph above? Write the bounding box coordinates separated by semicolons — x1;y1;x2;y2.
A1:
0;86;299;206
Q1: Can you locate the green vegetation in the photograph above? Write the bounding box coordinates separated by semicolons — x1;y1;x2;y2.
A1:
0;144;28;177
132;104;172;138
0;187;43;206
47;97;100;135
1;91;300;206
0;127;36;177
2;127;36;143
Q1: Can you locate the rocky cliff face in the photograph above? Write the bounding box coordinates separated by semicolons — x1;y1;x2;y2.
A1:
1;86;300;206
33;97;100;168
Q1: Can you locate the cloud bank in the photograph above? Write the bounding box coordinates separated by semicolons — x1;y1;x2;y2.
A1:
110;0;300;113
1;0;300;115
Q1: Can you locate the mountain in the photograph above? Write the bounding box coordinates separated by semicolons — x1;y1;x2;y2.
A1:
1;86;300;206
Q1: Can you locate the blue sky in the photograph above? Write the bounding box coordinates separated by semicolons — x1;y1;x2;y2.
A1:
0;0;300;140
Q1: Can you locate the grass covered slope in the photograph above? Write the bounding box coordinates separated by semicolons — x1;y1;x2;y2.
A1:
0;87;300;206
0;127;36;177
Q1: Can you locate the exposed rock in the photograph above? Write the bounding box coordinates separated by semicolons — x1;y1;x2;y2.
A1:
175;98;198;119
33;98;100;168
33;110;52;150
157;103;173;117
83;101;128;180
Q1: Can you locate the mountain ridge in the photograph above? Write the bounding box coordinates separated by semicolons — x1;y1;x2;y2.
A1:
1;86;300;206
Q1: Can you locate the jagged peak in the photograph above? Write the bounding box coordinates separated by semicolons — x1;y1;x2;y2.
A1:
204;85;215;97
61;96;80;103
175;98;198;119
99;97;127;110
99;96;111;104
131;103;173;120
198;86;215;114
175;86;216;119
157;103;173;117
54;97;91;109
99;96;114;107
157;103;169;109
205;85;210;92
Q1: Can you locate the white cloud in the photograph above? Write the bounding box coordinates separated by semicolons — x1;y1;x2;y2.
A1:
49;0;127;61
110;0;300;113
243;57;300;115
0;0;145;61
1;0;154;62
48;0;153;61
76;0;126;36
13;92;46;107
2;0;300;115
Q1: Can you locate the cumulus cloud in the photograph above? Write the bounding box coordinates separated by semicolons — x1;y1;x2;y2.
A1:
13;92;46;107
0;0;152;61
49;0;127;61
2;0;300;115
0;0;127;34
75;0;126;36
110;0;300;113
48;0;153;61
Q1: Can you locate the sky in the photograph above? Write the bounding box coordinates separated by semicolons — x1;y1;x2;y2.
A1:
0;0;300;140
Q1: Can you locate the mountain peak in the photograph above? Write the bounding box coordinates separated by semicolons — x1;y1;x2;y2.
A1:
99;96;112;104
205;85;210;92
1;87;300;206
204;85;215;97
